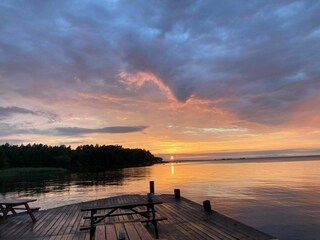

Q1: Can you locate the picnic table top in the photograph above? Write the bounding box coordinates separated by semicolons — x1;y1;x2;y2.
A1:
0;199;37;205
81;200;163;212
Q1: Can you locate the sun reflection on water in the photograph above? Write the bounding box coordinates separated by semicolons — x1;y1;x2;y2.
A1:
170;163;175;176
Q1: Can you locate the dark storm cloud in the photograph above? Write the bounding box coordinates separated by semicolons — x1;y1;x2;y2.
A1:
1;0;319;124
0;124;148;137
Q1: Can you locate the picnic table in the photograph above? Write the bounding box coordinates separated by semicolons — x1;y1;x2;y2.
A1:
0;198;39;222
81;200;167;239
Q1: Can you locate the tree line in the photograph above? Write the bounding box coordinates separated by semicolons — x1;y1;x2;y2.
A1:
0;143;163;170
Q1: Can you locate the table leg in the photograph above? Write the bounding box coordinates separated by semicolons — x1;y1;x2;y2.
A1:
89;210;97;240
146;206;150;226
149;204;159;238
151;205;156;219
24;203;37;222
0;204;5;216
154;220;159;239
10;205;17;214
0;206;3;222
1;204;16;219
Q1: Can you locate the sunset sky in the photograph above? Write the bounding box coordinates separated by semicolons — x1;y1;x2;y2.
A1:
1;1;320;160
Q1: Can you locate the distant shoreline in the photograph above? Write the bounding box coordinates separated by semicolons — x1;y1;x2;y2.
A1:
161;154;320;164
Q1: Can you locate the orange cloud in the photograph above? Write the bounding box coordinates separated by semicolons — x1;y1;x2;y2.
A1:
118;70;175;101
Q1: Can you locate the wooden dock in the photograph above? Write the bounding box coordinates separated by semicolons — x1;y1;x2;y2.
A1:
0;194;277;240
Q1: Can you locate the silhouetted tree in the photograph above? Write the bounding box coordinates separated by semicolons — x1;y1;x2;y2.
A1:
0;143;162;170
0;147;8;169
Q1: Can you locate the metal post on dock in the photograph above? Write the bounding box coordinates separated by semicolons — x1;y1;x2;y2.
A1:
174;189;180;199
149;181;155;194
203;200;212;212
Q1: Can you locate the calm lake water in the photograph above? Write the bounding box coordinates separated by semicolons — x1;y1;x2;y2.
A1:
1;157;320;240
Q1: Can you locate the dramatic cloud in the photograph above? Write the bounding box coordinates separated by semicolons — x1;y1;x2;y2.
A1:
1;0;319;125
1;1;319;156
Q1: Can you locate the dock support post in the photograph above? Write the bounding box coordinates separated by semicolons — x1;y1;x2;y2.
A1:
203;200;212;212
149;181;155;194
174;189;180;199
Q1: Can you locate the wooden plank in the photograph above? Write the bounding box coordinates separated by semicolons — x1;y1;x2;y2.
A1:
0;220;32;239
39;205;70;237
114;223;127;240
95;225;106;240
19;207;56;238
116;195;226;239
123;222;142;240
132;222;154;240
151;204;204;239
26;206;62;238
49;203;79;238
160;195;242;239
105;224;117;240
160;198;235;239
63;205;84;239
171;197;250;239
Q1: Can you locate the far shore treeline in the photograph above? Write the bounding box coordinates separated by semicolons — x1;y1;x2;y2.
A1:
0;143;163;170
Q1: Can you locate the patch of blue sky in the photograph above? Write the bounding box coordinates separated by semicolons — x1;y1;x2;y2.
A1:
56;17;75;33
275;1;304;18
164;29;190;42
140;27;161;38
282;71;306;83
192;42;223;58
306;28;320;40
216;27;230;41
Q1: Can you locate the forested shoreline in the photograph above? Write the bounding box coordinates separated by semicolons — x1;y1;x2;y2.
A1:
0;143;162;170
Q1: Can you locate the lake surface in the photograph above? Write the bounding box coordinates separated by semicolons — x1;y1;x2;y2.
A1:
1;157;320;240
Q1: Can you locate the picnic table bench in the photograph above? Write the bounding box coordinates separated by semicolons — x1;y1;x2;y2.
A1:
0;198;40;222
80;200;167;239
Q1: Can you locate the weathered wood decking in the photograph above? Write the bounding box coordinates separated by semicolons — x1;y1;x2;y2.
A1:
0;194;277;240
